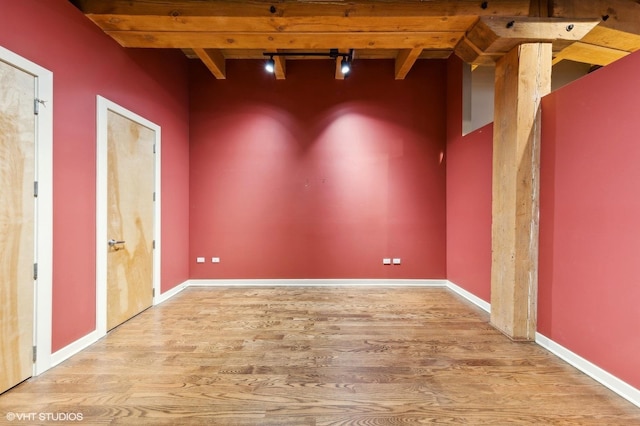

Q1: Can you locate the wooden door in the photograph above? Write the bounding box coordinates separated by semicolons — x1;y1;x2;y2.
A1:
0;59;36;393
106;110;155;330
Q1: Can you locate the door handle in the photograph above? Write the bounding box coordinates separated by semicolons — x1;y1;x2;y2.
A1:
108;239;126;247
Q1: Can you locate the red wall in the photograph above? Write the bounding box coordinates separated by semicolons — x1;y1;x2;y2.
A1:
445;57;492;302
446;52;640;389
539;51;640;389
189;59;447;279
4;0;637;391
0;0;190;352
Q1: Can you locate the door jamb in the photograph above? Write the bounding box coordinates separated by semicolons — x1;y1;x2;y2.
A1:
95;96;161;337
0;45;53;376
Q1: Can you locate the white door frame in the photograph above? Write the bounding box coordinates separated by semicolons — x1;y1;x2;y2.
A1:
0;45;53;376
96;96;161;337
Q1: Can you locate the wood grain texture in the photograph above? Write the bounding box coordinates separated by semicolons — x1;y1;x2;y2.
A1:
104;30;465;50
1;287;638;424
71;0;640;76
0;59;35;394
106;110;154;330
491;43;551;341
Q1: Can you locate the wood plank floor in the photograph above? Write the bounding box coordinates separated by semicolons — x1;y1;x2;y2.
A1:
1;287;639;425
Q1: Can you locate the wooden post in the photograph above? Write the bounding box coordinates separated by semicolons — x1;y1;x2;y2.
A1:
491;43;551;341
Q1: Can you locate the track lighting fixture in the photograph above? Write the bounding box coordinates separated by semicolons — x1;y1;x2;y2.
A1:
341;57;351;75
263;49;354;76
265;56;275;73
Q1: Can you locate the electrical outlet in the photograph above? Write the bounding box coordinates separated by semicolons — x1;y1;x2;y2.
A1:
196;257;205;263
393;258;401;265
383;258;392;265
211;257;220;263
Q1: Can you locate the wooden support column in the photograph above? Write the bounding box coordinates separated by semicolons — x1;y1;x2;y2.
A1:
491;42;551;341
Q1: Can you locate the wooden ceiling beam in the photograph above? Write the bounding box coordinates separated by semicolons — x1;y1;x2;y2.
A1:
550;0;640;36
104;31;464;50
468;17;599;53
552;41;630;66
193;48;226;79
70;0;640;71
273;55;286;80
395;48;423;80
84;15;479;33
582;26;640;53
72;0;531;19
456;16;599;65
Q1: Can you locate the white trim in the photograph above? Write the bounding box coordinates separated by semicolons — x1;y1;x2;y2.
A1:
445;280;640;407
536;333;640;408
0;45;54;376
186;279;449;287
96;96;162;338
49;330;101;369
446;280;491;313
155;282;188;305
50;279;190;368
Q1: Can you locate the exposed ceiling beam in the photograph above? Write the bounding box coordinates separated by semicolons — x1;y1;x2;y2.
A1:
582;26;640;53
72;0;531;20
395;48;423;80
455;16;599;65
193;48;226;79
273;55;286;80
70;0;640;77
552;41;629;66
83;15;480;33
468;17;599;52
104;31;464;50
550;0;640;36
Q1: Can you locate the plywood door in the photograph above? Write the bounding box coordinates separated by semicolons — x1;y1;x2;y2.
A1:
106;110;155;331
0;60;35;393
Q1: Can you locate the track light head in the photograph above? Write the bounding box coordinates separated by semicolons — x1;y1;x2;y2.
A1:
341;57;351;75
265;57;275;73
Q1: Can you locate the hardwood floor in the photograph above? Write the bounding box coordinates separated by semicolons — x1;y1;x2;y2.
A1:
1;287;638;425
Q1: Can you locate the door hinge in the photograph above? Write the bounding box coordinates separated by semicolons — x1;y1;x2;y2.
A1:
152;240;156;250
153;144;156;154
153;192;156;202
152;288;156;297
32;346;37;363
33;263;38;280
34;98;46;115
34;181;38;198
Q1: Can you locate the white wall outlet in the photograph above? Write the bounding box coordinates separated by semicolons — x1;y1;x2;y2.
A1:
393;258;401;265
211;257;220;263
196;257;205;263
383;258;392;265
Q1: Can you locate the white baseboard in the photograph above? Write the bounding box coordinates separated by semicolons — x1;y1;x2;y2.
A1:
536;333;640;408
155;281;188;304
186;278;448;287
446;280;491;313
48;280;190;369
50;329;102;368
445;280;639;408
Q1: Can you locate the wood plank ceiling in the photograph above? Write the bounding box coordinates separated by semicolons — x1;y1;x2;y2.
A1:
70;0;640;80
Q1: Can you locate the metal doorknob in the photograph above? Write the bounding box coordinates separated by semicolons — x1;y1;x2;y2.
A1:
108;239;126;247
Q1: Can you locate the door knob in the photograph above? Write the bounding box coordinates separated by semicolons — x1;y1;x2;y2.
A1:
108;239;126;247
